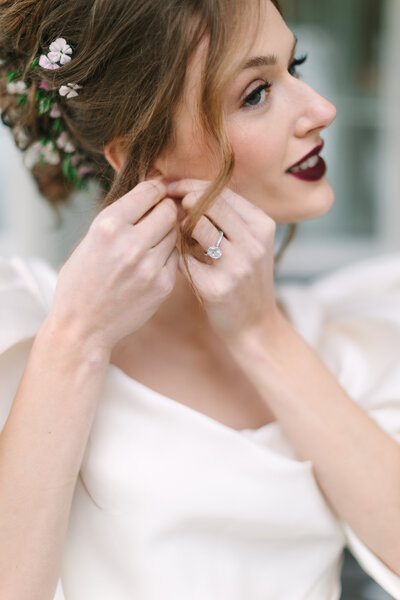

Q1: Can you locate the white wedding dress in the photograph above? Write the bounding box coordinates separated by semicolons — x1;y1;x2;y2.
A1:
1;253;399;600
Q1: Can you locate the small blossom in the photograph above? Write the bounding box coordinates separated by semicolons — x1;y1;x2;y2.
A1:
14;126;30;149
48;38;72;65
56;131;76;153
49;104;62;118
70;152;85;166
77;165;94;178
59;82;82;99
42;141;62;165
24;140;60;168
39;54;60;70
7;80;27;94
39;80;51;91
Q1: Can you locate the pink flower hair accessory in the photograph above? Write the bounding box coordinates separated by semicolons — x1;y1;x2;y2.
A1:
4;37;94;191
59;82;82;99
39;37;82;98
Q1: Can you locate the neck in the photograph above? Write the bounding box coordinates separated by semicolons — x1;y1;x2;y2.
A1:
151;267;209;337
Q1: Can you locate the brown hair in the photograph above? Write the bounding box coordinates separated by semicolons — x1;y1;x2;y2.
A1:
0;0;293;293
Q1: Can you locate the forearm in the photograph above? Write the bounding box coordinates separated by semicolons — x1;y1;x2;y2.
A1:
0;314;111;600
225;309;400;575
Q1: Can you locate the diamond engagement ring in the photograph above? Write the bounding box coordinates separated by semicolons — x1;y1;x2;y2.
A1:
204;229;224;259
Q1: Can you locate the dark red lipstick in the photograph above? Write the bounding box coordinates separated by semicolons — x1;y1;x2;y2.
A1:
286;142;326;182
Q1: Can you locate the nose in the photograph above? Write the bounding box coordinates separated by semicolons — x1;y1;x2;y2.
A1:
293;80;337;138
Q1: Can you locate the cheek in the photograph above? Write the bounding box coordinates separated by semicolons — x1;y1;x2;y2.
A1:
170;113;222;179
228;119;285;192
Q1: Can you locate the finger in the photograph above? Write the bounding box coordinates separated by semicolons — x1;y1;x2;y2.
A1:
107;180;167;225
181;191;249;242
168;179;264;228
189;215;230;258
168;179;209;197
135;197;178;247
147;227;178;269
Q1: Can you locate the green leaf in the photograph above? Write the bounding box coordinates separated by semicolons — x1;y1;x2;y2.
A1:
51;119;64;133
6;71;19;83
38;100;46;116
17;95;28;107
62;155;71;179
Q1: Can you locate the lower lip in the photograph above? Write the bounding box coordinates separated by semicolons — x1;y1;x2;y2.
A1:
287;156;327;182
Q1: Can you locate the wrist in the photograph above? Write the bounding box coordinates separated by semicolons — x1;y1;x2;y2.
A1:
38;311;112;368
222;302;289;352
220;306;295;383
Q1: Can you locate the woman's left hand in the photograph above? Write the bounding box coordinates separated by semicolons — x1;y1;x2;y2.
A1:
168;179;280;340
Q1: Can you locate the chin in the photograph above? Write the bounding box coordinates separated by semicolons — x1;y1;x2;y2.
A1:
274;180;335;224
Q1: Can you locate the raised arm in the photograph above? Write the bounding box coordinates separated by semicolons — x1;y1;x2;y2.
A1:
0;180;179;600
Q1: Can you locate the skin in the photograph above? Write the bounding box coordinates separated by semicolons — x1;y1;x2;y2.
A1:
106;0;336;335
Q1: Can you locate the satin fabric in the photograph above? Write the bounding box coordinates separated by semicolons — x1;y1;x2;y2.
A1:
0;254;399;600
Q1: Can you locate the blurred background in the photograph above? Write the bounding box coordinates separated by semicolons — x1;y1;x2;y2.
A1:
0;0;398;597
278;0;400;283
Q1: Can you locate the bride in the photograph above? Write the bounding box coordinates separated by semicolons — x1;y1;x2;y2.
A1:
0;0;399;598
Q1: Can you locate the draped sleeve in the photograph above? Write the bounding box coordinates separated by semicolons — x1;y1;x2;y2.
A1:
0;255;65;600
278;252;400;598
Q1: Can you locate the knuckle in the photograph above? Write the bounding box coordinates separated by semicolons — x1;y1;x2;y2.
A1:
137;261;156;285
232;259;252;280
91;213;121;239
249;238;267;260
208;276;231;302
261;218;276;237
121;241;143;266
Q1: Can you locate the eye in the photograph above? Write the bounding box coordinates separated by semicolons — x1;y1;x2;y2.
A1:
242;82;272;108
288;54;308;78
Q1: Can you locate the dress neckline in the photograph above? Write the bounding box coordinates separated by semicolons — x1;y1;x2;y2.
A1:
107;361;278;436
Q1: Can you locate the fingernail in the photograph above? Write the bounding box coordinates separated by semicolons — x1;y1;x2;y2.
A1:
137;180;165;198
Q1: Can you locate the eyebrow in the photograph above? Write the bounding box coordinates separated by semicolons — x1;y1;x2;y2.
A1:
241;35;298;71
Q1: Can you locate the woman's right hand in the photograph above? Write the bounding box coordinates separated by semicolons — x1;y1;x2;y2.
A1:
49;180;179;353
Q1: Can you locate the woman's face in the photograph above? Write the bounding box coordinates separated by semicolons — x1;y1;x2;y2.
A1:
155;0;337;225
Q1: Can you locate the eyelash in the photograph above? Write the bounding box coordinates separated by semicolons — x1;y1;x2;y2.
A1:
242;54;308;109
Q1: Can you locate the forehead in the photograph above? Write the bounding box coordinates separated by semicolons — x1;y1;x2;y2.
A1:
183;1;291;104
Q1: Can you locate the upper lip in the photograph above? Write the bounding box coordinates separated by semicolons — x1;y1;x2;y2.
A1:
286;141;324;172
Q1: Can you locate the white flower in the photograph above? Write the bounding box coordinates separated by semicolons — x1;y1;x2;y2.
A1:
24;140;60;168
49;104;62;118
6;80;27;94
23;142;42;169
78;165;94;178
39;54;60;70
59;82;82;99
43;141;62;165
48;38;72;65
14;127;29;149
56;132;75;153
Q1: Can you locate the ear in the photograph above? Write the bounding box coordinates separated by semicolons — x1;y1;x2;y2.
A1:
104;137;127;172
